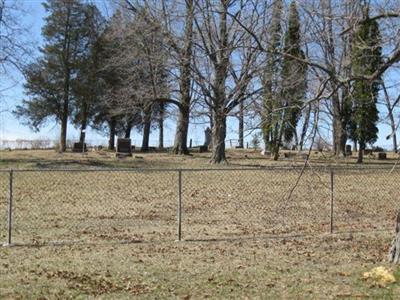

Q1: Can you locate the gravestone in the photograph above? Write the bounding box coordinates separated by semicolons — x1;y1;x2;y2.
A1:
284;152;296;159
378;152;387;160
198;127;212;153
199;145;208;153
116;138;132;157
204;127;212;148
72;142;87;153
345;144;352;156
260;150;271;156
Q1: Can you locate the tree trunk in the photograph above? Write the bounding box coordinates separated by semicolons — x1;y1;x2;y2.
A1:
172;0;193;155
210;111;227;164
357;141;364;163
272;109;285;161
238;101;244;148
125;121;133;139
353;140;358;152
108;118;116;151
172;105;190;154
79;103;88;144
209;103;214;130
389;211;400;264
141;107;151;152
60;112;68;152
339;130;347;156
209;1;229;164
332;93;347;157
60;71;70;152
299;104;311;151
383;83;398;153
272;144;280;161
59;5;73;153
158;103;164;150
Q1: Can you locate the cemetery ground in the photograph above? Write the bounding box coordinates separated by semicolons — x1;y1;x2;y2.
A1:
1;148;400;298
0;147;399;170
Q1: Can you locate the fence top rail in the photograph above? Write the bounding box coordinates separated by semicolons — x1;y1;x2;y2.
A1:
0;165;399;173
0;166;305;173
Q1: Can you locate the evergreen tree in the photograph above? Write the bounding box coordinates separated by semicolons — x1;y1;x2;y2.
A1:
280;1;307;146
91;10;127;150
71;4;105;145
14;0;88;152
262;0;283;156
264;0;307;160
350;6;382;163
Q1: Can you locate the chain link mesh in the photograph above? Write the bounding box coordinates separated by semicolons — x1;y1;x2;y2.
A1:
182;169;331;240
334;168;400;232
1;167;398;245
0;171;8;243
9;170;177;244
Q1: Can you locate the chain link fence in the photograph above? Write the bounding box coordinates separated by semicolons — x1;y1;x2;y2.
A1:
1;167;399;246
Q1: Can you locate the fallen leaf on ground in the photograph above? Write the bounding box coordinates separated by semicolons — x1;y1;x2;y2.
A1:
362;266;396;286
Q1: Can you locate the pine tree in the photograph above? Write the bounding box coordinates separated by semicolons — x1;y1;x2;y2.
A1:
71;4;105;145
265;0;307;160
350;6;382;163
91;10;127;150
280;1;307;146
262;0;283;155
14;0;88;152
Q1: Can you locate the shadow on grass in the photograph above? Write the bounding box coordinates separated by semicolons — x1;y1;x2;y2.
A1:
4;228;391;249
0;157;115;169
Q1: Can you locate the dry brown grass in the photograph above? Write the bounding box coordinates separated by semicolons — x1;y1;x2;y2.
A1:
1;148;399;170
1;233;400;299
1;149;400;299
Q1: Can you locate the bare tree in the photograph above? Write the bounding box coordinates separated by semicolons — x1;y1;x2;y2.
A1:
382;82;400;152
192;0;262;163
0;0;32;106
99;5;170;152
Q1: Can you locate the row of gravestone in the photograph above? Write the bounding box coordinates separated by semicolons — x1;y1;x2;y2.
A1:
72;139;135;156
71;137;209;157
105;127;214;157
345;145;387;159
114;128;213;156
70;127;212;155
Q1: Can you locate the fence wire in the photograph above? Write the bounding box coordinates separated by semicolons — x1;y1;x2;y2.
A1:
6;170;177;244
334;168;400;232
1;167;399;245
182;169;331;240
0;171;8;243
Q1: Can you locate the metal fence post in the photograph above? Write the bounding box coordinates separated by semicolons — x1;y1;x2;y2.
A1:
4;170;13;246
330;169;334;234
177;170;182;241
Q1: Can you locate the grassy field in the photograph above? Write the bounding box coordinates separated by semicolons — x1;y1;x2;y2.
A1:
1;149;400;299
2;233;400;299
